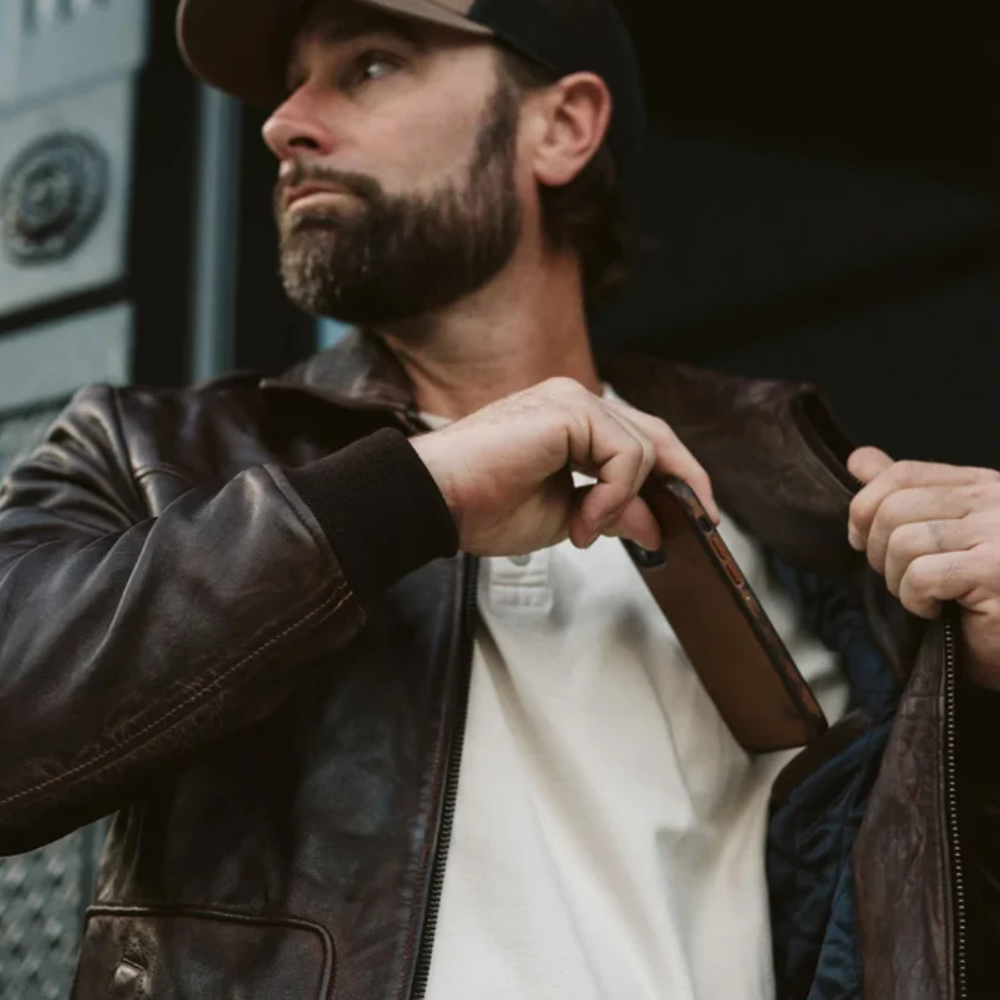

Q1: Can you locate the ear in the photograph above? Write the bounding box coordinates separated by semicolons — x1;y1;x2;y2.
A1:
530;73;612;188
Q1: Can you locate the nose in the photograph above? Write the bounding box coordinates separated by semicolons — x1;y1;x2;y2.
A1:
262;89;337;161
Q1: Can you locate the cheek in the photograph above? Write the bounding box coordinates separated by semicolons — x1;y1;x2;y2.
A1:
358;100;486;192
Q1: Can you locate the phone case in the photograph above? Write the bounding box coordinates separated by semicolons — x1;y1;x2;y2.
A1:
625;477;829;753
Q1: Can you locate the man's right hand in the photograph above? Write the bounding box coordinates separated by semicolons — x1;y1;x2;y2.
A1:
410;378;718;558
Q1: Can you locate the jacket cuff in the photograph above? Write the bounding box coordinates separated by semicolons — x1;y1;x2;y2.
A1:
285;428;458;607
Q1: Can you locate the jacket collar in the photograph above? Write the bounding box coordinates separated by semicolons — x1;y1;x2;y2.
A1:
263;329;414;413
266;329;863;578
599;351;863;578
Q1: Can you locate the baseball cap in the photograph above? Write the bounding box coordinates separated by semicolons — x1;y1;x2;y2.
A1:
176;0;646;170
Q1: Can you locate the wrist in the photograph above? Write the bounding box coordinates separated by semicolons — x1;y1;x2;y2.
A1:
286;429;459;605
411;434;462;527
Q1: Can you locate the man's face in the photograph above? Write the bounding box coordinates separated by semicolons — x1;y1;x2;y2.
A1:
263;1;526;326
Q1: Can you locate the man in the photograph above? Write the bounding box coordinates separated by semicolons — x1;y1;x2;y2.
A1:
0;0;998;997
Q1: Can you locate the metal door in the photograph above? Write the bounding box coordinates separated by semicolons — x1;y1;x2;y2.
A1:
0;3;149;997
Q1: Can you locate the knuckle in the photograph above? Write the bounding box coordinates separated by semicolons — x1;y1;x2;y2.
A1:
965;483;987;506
970;549;994;583
649;415;676;439
886;523;918;562
905;558;935;595
875;491;908;527
968;481;1000;506
849;493;871;523
900;564;929;599
893;460;923;485
545;376;585;398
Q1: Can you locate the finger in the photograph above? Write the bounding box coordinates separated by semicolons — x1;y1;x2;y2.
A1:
847;446;894;485
882;519;975;595
564;402;655;546
850;461;1000;549
596;495;662;551
864;485;992;572
603;398;720;523
600;403;660;504
897;550;987;620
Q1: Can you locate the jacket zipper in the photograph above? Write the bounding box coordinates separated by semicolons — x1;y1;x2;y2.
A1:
943;605;969;1000
808;406;970;998
411;554;479;999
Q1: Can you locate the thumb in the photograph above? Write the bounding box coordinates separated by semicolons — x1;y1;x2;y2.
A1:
848;446;894;485
602;496;662;552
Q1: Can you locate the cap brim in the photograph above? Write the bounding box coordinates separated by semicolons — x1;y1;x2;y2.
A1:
177;0;492;109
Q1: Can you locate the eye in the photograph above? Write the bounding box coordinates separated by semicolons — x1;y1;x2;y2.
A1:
346;51;402;88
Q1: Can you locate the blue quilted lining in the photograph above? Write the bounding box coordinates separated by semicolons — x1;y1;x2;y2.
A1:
766;562;900;1000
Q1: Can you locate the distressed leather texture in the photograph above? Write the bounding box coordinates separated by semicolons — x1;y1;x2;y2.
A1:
0;330;993;999
854;618;953;1000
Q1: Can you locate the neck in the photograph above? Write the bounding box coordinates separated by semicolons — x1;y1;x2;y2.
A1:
376;243;601;420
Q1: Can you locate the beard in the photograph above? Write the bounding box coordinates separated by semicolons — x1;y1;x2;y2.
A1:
275;79;524;327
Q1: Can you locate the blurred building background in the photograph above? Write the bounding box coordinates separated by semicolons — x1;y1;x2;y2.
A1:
0;0;996;997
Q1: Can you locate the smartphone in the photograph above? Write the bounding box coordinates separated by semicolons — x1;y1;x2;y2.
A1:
624;476;828;753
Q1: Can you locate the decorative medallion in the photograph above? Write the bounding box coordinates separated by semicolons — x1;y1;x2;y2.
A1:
0;132;109;265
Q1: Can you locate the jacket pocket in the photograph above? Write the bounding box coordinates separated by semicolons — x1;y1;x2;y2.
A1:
71;905;335;1000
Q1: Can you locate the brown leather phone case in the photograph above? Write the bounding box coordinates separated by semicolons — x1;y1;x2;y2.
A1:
625;476;828;753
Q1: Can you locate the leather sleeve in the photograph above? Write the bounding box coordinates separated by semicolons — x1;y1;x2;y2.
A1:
957;678;1000;989
0;385;454;855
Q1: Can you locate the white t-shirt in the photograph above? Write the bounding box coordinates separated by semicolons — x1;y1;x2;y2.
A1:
420;403;850;1000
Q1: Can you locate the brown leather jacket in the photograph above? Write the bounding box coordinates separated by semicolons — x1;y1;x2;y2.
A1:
0;332;996;1000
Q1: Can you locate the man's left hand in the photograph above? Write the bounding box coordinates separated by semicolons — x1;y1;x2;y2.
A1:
848;447;1000;690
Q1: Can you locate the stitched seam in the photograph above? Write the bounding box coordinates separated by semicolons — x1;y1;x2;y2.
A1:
88;904;336;998
0;583;353;814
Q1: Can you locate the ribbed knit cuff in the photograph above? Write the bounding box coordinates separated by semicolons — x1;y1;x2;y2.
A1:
285;428;458;608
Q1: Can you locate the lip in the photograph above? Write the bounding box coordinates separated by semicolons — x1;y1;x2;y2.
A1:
283;184;349;211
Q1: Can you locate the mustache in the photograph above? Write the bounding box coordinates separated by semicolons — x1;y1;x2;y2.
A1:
273;162;384;217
